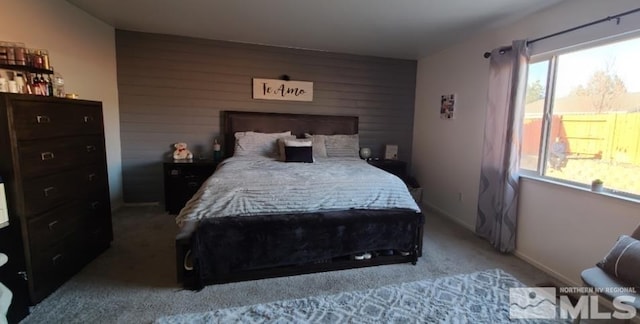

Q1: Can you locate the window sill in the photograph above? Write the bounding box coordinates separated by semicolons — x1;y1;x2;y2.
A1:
518;173;640;205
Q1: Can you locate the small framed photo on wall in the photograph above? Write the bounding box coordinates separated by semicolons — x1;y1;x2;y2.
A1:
440;94;456;119
385;145;398;160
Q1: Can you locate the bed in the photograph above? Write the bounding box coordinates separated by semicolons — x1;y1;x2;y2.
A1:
175;111;424;289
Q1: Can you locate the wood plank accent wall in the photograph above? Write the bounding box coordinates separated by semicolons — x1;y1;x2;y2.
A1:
116;30;417;203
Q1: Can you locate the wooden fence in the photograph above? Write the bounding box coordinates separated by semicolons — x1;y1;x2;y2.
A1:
523;112;640;165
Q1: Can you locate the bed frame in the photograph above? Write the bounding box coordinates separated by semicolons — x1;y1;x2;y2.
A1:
176;111;424;289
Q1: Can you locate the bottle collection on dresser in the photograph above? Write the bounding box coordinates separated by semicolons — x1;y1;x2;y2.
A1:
0;40;66;99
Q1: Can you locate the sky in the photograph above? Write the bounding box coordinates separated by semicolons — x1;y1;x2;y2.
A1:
528;35;640;98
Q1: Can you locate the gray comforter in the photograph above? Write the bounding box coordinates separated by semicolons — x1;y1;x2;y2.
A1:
176;156;420;226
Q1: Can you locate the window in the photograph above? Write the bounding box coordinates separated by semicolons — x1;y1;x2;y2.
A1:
520;35;640;198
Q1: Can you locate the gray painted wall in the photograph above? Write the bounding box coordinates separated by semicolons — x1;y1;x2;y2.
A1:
116;30;417;203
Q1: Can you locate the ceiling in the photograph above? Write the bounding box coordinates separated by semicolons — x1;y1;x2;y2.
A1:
66;0;566;60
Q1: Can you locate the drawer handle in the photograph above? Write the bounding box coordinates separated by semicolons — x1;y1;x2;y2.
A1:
48;220;59;230
83;116;94;123
86;145;97;152
88;173;97;181
52;254;63;265
91;201;100;210
184;249;193;271
187;181;199;188
36;115;51;123
43;186;56;197
41;152;55;160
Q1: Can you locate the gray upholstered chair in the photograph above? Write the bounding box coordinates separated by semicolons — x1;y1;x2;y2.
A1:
581;224;640;312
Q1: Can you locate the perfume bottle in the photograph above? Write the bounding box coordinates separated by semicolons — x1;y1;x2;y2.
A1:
213;139;222;162
52;69;65;97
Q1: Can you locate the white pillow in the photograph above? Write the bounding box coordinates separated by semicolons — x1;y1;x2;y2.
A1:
234;131;292;157
284;139;312;147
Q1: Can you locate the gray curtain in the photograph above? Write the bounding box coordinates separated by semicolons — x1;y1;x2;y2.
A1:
476;40;529;253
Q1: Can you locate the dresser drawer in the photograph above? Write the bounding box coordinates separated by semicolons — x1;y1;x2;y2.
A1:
18;136;106;178
85;190;111;216
166;164;216;181
84;217;113;255
22;165;108;218
27;202;84;251
11;100;103;140
29;232;84;303
84;189;113;234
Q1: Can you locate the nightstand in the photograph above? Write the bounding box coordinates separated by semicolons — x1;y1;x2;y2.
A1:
163;159;218;215
367;159;407;180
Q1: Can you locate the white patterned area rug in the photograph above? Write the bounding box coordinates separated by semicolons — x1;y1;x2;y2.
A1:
156;269;569;323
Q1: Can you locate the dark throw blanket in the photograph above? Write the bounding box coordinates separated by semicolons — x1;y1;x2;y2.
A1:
191;209;424;288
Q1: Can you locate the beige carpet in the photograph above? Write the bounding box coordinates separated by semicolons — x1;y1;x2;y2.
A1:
21;205;554;323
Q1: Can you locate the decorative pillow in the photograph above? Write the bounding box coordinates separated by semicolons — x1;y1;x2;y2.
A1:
234;131;292;157
323;134;359;158
304;133;328;158
597;235;640;288
284;139;313;163
277;137;304;161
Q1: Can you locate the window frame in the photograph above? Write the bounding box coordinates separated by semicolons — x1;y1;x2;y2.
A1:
520;32;640;201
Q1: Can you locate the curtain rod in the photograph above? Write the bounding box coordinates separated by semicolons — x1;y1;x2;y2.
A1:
483;7;640;58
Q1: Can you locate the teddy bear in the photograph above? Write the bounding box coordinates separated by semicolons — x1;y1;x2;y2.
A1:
173;142;193;160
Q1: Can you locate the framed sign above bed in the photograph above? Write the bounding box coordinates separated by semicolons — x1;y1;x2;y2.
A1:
252;78;313;102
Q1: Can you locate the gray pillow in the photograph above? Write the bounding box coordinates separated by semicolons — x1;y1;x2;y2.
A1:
304;133;328;158
323;134;359;158
597;235;640;289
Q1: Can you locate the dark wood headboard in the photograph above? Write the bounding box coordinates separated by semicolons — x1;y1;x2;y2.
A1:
223;111;358;157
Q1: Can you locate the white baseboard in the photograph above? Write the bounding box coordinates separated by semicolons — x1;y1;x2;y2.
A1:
421;201;579;287
421;201;475;232
512;250;580;287
422;202;640;321
111;201;125;212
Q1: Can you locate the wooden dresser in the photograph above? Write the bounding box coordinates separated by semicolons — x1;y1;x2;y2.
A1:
0;94;112;304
